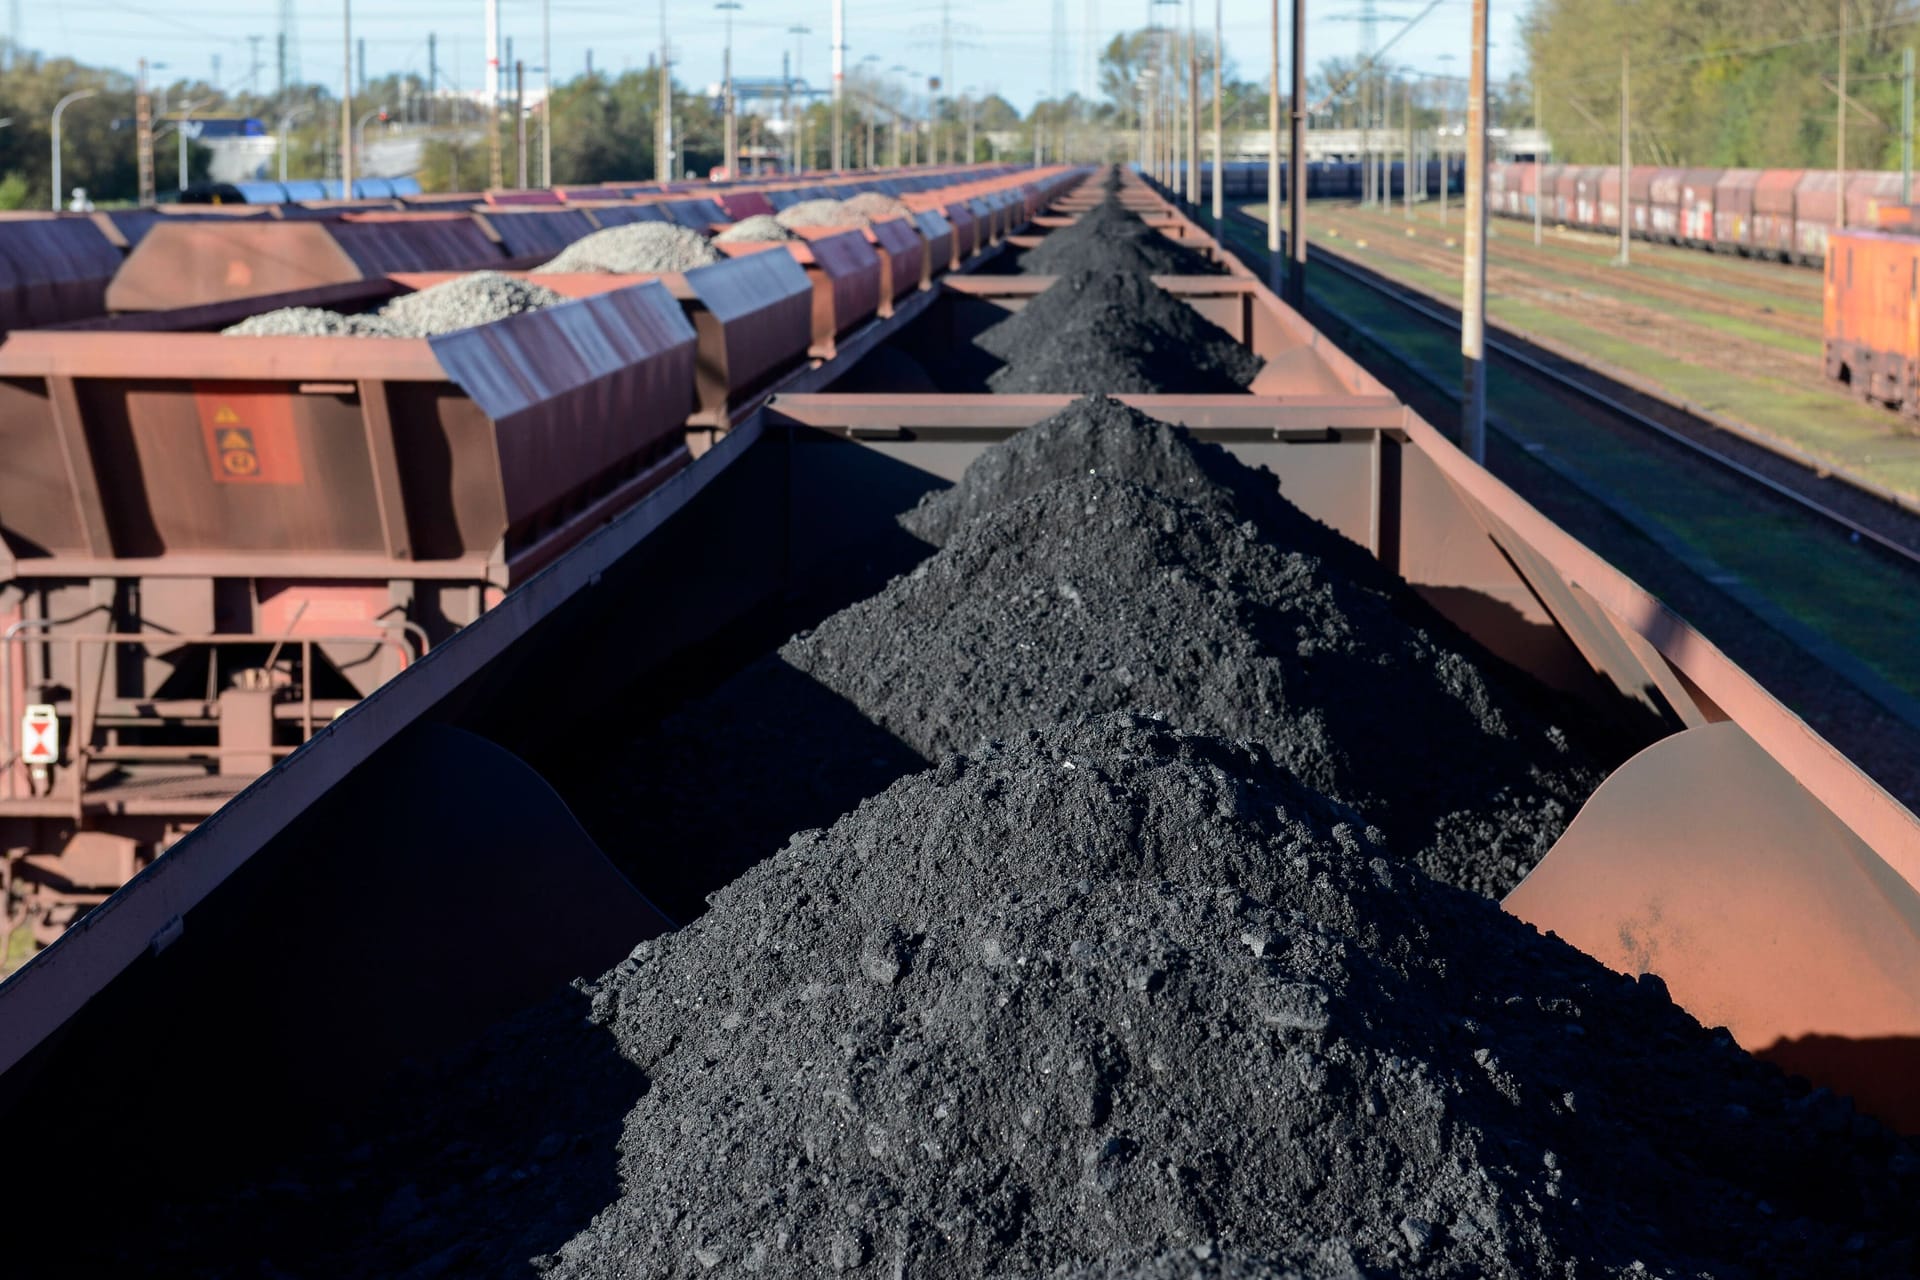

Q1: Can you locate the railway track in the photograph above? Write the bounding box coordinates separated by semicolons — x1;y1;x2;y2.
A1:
1215;202;1920;776
1295;219;1920;562
1328;202;1824;340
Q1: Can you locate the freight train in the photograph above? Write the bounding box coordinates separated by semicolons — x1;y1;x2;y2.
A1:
1199;159;1915;266
0;163;1063;958
0;169;1912;1258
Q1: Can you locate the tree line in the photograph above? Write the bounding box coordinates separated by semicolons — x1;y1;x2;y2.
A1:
1523;0;1920;167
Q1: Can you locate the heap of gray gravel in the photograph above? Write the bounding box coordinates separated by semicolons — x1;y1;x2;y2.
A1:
841;190;912;221
222;271;566;338
538;222;719;272
220;305;400;337
713;214;798;243
776;197;870;228
378;272;567;336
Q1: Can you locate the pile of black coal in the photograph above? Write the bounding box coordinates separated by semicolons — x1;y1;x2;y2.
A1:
543;715;1918;1279
587;396;1602;914
978;270;1264;395
1019;196;1220;278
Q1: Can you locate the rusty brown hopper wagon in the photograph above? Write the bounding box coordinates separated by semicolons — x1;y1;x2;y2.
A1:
0;166;1075;950
105;213;547;312
0;278;700;946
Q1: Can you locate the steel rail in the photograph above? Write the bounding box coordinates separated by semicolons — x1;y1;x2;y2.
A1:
1227;215;1920;572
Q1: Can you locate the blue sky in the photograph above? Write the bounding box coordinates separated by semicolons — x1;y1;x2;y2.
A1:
13;0;1526;109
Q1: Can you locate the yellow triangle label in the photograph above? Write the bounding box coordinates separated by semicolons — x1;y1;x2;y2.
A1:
214;406;241;425
217;428;251;451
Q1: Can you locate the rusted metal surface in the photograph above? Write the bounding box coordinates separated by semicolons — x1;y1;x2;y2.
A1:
1711;169;1763;248
104;217;515;312
0;217;123;334
914;211;957;281
1504;721;1920;1134
718;191;777;221
395;254;814;430
477;208;599;261
718;233;884;359
658;197;728;230
0;280;695;578
1752;169;1806;258
484;189;563;206
555;187;628;204
864;219;925;312
587;204;668;227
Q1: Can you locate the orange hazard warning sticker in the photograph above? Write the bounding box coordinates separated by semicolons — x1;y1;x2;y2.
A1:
195;384;304;484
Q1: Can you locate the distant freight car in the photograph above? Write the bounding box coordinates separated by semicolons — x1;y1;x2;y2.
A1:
1824;228;1920;414
1479;163;1920;267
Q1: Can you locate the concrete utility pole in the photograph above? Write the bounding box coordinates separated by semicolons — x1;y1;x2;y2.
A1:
1618;44;1630;264
515;60;527;187
1288;0;1306;304
790;26;810;171
1404;76;1412;218
658;0;673;182
341;0;354;196
542;0;552;186
1905;47;1914;204
1212;0;1223;221
179;102;194;190
1267;0;1280;254
50;90;96;211
1187;0;1200;203
1363;83;1372;205
428;33;437;127
1460;0;1488;464
717;1;741;177
486;0;502;188
1838;0;1848;229
1172;17;1185;195
137;58;155;206
1532;79;1541;245
832;0;845;170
